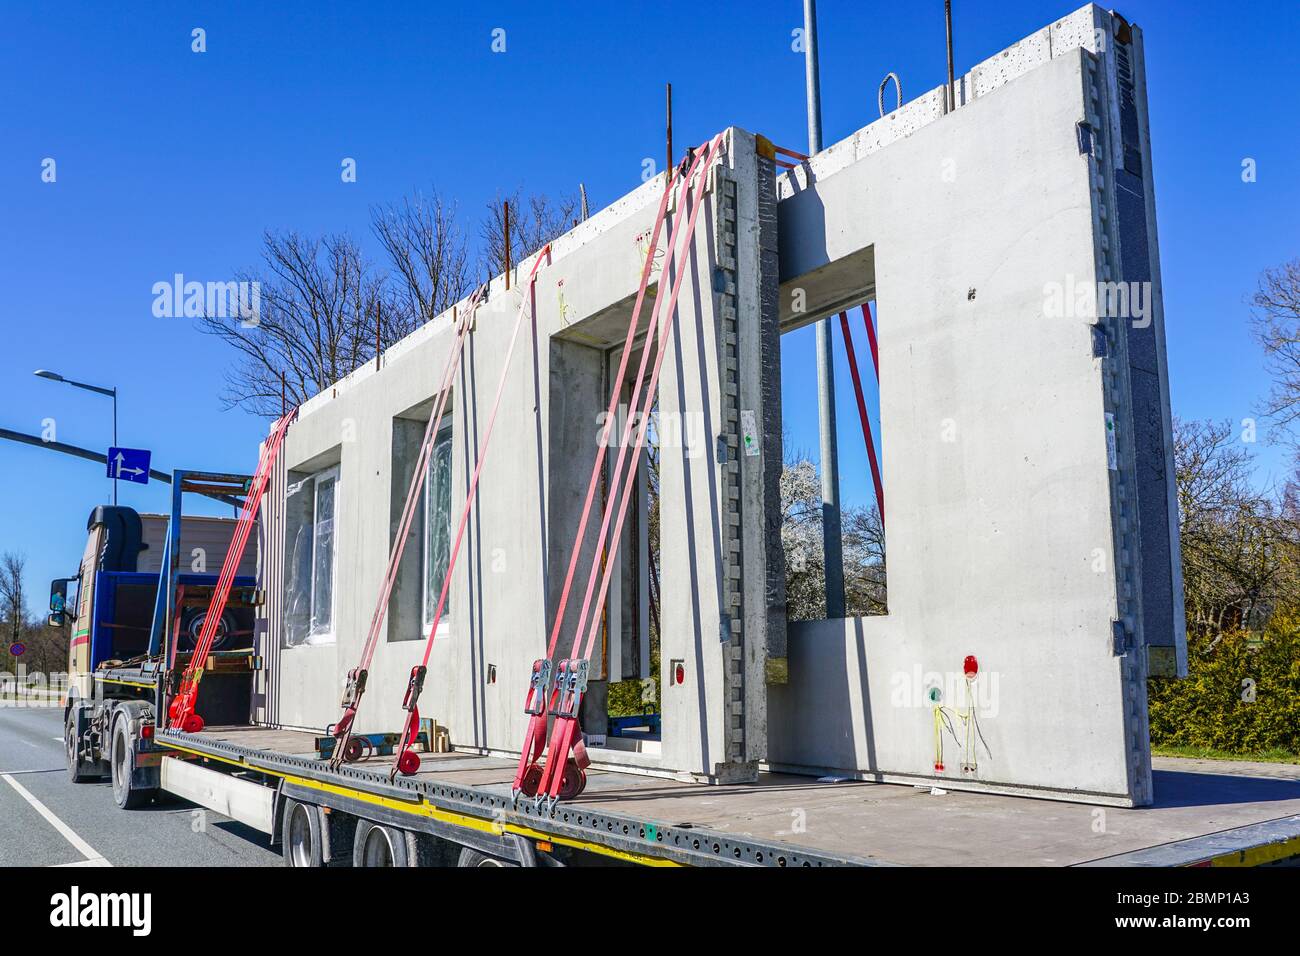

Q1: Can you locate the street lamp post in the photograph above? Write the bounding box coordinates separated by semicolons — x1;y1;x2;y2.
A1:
34;370;119;504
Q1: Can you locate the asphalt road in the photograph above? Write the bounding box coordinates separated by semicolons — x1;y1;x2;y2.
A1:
0;704;282;867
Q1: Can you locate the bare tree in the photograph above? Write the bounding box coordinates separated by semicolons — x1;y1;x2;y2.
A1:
198;191;472;419
780;451;887;621
371;190;471;327
480;190;580;278
843;505;887;616
0;552;24;650
1251;257;1300;436
1174;417;1300;635
197;231;385;417
0;553;66;681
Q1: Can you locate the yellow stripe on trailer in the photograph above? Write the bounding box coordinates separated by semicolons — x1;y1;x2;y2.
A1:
96;676;156;690
158;742;683;867
1197;833;1300;868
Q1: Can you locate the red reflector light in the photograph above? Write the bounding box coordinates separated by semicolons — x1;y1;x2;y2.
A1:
674;663;685;685
141;725;154;739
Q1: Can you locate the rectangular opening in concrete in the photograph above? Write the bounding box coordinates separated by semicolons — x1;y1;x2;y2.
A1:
388;397;454;643
599;344;663;749
283;451;341;648
780;291;888;621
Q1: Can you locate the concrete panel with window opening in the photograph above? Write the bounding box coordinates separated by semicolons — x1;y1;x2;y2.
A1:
766;4;1181;807
253;129;784;784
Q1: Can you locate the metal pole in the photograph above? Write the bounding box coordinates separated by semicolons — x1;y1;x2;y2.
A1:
111;387;118;505
503;200;511;290
666;82;673;175
945;0;956;112
803;0;844;617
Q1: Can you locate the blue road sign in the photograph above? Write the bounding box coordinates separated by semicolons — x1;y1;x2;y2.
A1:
107;447;151;485
9;642;25;657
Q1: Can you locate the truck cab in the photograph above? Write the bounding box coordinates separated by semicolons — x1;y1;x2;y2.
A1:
58;479;262;806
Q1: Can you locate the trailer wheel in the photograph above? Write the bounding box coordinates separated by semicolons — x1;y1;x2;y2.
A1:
353;821;411;867
110;716;153;810
282;799;324;867
65;706;99;783
457;847;519;868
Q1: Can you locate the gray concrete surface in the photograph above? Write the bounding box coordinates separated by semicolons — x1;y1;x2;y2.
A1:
254;129;781;785
767;5;1180;807
238;4;1181;807
0;706;280;867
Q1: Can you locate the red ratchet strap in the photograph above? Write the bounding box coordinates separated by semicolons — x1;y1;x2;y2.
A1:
328;285;486;769
573;135;723;669
509;146;706;804
535;134;726;812
388;245;554;779
839;302;884;522
168;409;296;732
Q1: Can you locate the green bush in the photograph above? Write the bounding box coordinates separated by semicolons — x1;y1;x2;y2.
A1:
1148;617;1300;755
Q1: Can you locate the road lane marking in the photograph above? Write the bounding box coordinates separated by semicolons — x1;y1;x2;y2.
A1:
0;772;111;867
0;768;63;775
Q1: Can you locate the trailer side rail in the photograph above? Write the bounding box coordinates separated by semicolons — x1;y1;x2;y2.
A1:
157;730;883;868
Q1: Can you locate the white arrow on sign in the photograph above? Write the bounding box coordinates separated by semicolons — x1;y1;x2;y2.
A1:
113;452;144;479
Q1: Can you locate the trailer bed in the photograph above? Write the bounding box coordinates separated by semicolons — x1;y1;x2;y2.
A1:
158;726;1300;867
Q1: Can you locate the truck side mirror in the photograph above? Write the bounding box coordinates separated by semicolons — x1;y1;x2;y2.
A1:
47;611;65;628
49;578;67;614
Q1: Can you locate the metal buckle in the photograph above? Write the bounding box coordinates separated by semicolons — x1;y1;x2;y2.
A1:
402;665;427;712
341;667;367;708
524;659;553;716
551;659;589;719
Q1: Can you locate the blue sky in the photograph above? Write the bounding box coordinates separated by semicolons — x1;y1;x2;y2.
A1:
1;0;1297;608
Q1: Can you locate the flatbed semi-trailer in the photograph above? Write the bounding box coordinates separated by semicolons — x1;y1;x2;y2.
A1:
136;723;1300;868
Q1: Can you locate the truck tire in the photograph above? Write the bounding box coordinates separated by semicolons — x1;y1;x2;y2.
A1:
110;716;153;810
352;821;412;867
65;706;99;783
281;799;324;867
457;847;519;868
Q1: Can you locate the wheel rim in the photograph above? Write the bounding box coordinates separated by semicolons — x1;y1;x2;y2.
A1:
287;804;314;867
476;855;508;868
361;826;397;867
188;611;232;652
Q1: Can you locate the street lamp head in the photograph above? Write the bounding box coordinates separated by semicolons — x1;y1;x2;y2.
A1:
34;369;65;382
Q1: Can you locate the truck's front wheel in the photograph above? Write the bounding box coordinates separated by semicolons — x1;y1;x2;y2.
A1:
65;706;99;783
